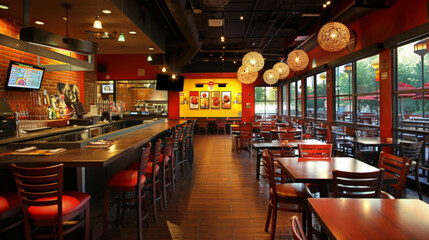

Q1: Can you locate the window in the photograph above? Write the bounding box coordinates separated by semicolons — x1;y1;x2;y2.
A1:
396;38;429;126
282;84;288;115
289;82;296;116
334;54;380;126
316;72;327;120
255;86;278;118
297;80;302;117
306;76;314;118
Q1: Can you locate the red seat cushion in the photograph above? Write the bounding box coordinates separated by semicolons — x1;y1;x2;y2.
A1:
158;153;170;163
106;170;146;188
28;191;90;220
128;161;159;175
0;192;21;217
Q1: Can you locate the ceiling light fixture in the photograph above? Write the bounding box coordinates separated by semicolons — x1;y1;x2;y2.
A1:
321;0;331;8
242;52;264;72
273;62;290;79
118;0;125;42
0;4;9;10
240;16;244;20
318;21;350;52
93;0;102;29
220;36;225;42
237;65;258;84
263;69;279;85
129;31;136;34
149;47;155;51
102;9;112;14
287;50;309;72
162;67;166;72
147;55;153;61
35;21;44;25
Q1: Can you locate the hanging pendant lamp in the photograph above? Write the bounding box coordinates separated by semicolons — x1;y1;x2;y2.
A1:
242;52;264;72
317;21;350;52
273;62;290;79
237;65;258;84
263;69;279;85
287;50;309;72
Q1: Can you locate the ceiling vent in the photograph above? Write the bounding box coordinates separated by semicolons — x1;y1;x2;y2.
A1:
208;19;223;27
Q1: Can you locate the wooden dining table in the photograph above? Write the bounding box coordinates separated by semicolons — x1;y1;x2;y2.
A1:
276;157;397;197
307;198;429;240
252;139;325;180
347;137;407;160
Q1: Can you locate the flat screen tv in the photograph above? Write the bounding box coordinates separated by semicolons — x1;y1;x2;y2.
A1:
5;61;45;91
101;84;114;94
72;101;87;119
156;74;184;92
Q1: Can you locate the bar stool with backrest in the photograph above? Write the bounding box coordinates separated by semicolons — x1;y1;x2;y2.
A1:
160;136;174;208
176;124;191;177
10;163;90;240
378;151;412;198
399;141;425;200
238;123;253;151
104;143;151;240
0;192;23;234
262;149;312;240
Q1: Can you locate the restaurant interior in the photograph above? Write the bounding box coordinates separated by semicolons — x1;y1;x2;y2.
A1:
1;0;429;239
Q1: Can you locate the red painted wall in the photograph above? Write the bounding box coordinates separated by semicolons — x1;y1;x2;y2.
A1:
96;54;162;80
168;91;180;120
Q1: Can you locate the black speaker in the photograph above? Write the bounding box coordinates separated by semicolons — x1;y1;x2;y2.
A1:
218;84;226;87
195;84;204;88
97;64;107;72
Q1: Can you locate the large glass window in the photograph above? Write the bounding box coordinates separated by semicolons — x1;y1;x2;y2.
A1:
335;64;353;122
396;38;429;128
255;86;278;118
316;72;327;120
306;76;314;118
282;84;288;115
297;80;302;117
289;82;296;116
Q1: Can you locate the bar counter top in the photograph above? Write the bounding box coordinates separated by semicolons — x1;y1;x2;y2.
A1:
0;120;184;168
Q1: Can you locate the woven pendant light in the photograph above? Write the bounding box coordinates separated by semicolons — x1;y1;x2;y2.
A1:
242;52;264;72
273;62;290;79
263;69;279;85
317;21;350;52
237;65;258;84
287;50;309;72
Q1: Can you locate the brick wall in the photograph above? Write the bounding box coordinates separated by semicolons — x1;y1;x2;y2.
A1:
0;13;84;113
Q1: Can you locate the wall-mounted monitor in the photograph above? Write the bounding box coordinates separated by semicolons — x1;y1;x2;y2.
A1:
5;61;45;91
156;74;184;92
101;84;114;94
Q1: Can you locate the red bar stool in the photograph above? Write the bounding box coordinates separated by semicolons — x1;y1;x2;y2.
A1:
128;139;164;223
159;136;175;207
9;163;90;240
104;142;151;240
0;192;23;233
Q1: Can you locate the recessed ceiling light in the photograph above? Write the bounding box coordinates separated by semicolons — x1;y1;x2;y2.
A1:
35;21;44;25
222;46;225;49
0;4;9;10
62;17;67;21
240;16;243;20
129;31;136;34
102;9;112;14
149;47;155;51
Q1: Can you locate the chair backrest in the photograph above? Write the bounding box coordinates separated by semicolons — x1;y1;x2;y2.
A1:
355;129;378;137
240;123;253;141
280;143;295;157
399;141;423;162
298;144;332;158
278;132;295;140
139;142;152;189
290;216;305;240
173;126;182;150
262;149;277;198
378;151;412;198
332;169;384;198
9;163;64;235
331;132;339;153
151;139;162;176
345;126;356;137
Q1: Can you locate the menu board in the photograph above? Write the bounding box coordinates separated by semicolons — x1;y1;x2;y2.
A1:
222;91;231;109
200;91;209;109
189;91;199;109
211;91;220;109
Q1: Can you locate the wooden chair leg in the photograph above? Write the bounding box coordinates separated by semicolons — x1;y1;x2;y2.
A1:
415;167;423;200
152;184;157;224
137;188;143;240
265;204;272;232
270;204;277;240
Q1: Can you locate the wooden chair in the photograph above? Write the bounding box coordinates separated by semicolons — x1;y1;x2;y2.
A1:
355;129;379;166
0;192;23;234
10;163;90;240
262;149;312;240
239;123;253;151
399;141;425;200
298;144;333;158
332;169;384;198
278;132;295;140
216;119;226;135
197;120;209;135
290;216;305;240
105;143;151;240
378;151;412;198
271;143;295;183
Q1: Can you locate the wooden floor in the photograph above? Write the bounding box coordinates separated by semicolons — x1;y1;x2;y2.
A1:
106;134;295;240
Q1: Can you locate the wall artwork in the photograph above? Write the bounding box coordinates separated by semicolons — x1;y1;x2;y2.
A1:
200;91;209;109
221;91;231;109
189;91;199;109
57;82;79;107
211;91;220;109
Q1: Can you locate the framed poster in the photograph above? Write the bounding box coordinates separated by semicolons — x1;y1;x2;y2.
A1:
189;91;199;109
200;91;209;109
211;91;220;109
222;91;231;109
